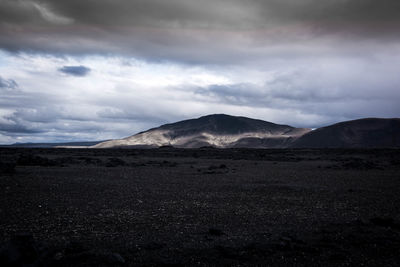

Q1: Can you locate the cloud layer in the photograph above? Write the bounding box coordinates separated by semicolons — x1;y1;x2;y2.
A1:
0;1;399;143
58;65;91;76
0;76;18;90
1;0;400;63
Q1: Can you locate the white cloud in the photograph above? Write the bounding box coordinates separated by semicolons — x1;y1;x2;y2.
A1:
0;53;239;143
0;49;399;144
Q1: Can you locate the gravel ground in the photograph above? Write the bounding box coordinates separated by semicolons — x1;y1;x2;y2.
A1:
1;148;400;266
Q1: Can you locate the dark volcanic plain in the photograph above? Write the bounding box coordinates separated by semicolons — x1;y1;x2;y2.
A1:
1;147;400;266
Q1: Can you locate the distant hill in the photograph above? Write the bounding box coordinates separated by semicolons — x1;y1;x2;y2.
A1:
93;114;310;148
290;118;400;148
2;141;105;148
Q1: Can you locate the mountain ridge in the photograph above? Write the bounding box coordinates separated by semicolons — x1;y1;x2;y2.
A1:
93;114;310;148
93;115;400;149
290;117;400;148
4;115;399;148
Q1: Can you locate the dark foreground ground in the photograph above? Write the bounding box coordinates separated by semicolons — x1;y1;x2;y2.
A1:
1;147;400;266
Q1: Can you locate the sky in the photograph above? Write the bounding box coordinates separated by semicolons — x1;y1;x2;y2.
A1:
0;0;400;144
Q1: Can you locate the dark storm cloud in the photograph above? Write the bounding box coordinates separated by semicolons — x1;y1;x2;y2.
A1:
0;111;44;134
256;0;400;23
2;0;399;29
0;123;43;134
0;76;18;90
0;0;399;62
58;65;91;76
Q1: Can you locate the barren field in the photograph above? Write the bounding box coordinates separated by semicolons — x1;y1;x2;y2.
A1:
1;148;400;266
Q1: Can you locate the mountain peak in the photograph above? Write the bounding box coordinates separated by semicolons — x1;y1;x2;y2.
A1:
94;114;310;148
158;113;294;136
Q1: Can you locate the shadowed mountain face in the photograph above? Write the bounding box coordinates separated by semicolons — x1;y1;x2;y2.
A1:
291;118;400;148
94;114;310;148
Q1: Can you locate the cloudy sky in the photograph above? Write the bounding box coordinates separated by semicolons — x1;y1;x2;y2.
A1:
1;0;400;144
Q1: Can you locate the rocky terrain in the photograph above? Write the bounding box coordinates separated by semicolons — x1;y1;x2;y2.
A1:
1;147;400;266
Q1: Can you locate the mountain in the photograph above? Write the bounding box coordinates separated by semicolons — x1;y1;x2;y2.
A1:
5;116;399;149
290;118;400;148
93;114;310;148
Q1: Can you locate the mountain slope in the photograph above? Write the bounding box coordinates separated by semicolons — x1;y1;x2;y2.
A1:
93;114;310;148
290;118;400;148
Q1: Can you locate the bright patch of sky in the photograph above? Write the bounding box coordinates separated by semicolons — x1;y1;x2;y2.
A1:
0;53;270;143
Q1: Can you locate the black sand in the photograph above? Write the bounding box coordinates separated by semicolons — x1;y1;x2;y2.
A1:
1;148;400;266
